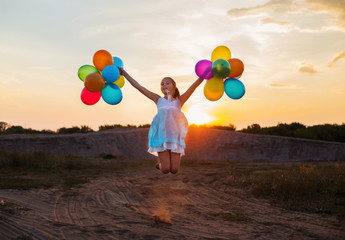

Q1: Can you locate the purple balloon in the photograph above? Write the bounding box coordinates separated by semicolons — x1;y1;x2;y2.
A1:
195;59;213;80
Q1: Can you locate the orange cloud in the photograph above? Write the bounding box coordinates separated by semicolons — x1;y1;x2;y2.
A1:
260;18;290;25
227;0;300;17
228;0;345;28
267;83;300;88
298;64;318;74
328;50;345;67
305;0;345;27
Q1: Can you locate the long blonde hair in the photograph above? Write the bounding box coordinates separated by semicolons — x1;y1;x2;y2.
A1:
163;77;180;98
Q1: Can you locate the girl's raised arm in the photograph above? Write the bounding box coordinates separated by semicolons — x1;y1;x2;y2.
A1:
120;68;160;103
179;77;204;107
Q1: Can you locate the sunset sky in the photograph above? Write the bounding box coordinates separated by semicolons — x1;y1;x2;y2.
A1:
1;0;344;131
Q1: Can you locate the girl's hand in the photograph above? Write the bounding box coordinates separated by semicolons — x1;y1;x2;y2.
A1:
119;68;126;76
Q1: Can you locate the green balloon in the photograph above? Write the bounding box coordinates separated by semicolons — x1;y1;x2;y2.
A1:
78;65;100;81
211;59;231;79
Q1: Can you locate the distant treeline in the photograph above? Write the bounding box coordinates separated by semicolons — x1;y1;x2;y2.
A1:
1;121;344;143
0;122;150;135
189;123;237;132
240;122;345;143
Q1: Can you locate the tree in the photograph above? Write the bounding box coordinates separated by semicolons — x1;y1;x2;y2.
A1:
80;125;94;133
243;123;261;133
227;123;237;131
6;125;25;134
0;122;9;133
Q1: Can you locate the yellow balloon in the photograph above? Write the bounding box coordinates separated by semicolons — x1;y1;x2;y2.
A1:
204;77;224;101
113;75;125;88
211;45;231;62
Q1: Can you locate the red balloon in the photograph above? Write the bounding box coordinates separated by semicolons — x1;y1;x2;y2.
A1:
80;87;101;105
93;49;114;71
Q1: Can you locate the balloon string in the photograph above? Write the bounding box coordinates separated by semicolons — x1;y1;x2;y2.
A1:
167;90;171;102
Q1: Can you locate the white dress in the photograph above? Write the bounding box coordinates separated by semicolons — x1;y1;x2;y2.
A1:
148;97;188;155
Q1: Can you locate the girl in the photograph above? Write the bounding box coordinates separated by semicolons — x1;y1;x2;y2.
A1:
119;68;204;174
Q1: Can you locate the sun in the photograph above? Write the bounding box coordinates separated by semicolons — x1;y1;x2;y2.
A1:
184;104;213;125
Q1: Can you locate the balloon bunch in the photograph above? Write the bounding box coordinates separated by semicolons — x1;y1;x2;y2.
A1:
77;49;124;105
195;45;245;101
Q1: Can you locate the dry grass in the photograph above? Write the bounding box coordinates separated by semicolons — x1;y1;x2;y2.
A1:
0;150;153;190
205;161;345;220
249;162;345;217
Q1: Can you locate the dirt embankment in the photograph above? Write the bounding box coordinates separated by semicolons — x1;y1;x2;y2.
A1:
1;128;344;161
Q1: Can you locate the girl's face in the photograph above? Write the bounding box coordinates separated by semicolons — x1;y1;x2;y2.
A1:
161;78;175;95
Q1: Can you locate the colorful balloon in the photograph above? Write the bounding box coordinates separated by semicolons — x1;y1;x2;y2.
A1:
101;83;123;105
78;65;99;81
113;56;123;68
203;77;224;101
211;45;231;62
195;59;213;80
102;65;120;83
228;58;244;78
80;87;101;105
211;59;231;79
113;75;125;88
93;50;114;71
84;72;105;93
224;78;245;100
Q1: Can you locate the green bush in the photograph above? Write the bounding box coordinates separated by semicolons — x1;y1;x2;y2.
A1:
241;122;345;143
57;125;93;134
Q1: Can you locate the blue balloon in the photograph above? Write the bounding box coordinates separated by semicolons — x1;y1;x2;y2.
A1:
102;65;120;83
224;78;245;100
113;56;123;68
101;83;123;105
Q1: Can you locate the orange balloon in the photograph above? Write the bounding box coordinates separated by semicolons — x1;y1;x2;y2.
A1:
203;77;224;101
93;50;114;71
228;58;244;78
84;73;105;93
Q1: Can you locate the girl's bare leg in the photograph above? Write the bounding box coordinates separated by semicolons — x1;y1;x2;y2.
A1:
158;151;171;174
170;152;181;174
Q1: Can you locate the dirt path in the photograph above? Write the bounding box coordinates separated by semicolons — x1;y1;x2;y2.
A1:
1;164;344;239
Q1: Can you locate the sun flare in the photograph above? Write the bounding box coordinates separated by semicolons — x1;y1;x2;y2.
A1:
184;104;213;125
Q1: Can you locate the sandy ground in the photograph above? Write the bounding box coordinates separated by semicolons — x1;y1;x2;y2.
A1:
0;163;344;240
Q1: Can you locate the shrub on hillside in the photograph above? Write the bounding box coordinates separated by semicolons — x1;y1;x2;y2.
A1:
57;125;93;134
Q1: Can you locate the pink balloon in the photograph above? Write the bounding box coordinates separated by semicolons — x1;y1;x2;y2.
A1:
195;59;213;80
81;87;101;105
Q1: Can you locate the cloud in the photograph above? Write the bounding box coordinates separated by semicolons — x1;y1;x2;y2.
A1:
227;0;345;28
340;88;345;93
328;50;345;67
260;17;290;25
227;0;297;17
305;0;345;27
298;63;318;74
0;73;20;84
267;83;300;88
